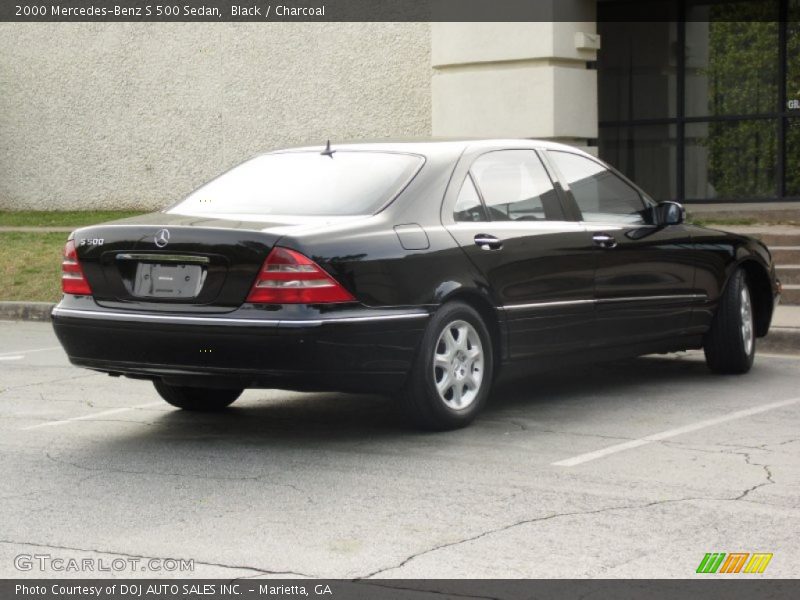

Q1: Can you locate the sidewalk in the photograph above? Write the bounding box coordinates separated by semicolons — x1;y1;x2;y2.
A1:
773;305;800;329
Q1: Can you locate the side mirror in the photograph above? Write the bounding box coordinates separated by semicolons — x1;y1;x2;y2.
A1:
653;201;685;226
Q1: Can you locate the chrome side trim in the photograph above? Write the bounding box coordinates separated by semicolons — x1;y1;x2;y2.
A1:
599;294;707;304
500;294;707;311
51;307;429;327
499;299;595;311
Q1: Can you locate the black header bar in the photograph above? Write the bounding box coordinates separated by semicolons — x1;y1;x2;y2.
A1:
0;0;790;23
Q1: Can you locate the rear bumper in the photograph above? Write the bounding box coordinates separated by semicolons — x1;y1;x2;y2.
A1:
51;302;430;392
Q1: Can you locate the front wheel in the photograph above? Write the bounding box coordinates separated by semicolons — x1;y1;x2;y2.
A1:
704;269;756;374
401;302;493;430
153;381;243;411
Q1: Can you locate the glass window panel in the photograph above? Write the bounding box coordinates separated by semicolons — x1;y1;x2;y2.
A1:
599;124;678;201
685;120;777;199
470;151;557;222
171;151;423;217
786;119;800;197
598;20;679;121
788;2;800;112
685;1;779;117
453;176;487;222
548;151;646;224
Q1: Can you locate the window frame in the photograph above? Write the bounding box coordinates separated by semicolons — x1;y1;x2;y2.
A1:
452;149;568;224
452;173;489;223
440;144;578;226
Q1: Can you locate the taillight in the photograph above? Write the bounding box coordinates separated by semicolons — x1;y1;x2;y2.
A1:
61;238;92;295
246;247;355;304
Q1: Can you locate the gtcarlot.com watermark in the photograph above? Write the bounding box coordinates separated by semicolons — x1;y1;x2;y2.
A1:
14;553;194;573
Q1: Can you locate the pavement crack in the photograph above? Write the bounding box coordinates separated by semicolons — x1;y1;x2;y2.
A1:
0;372;101;394
653;443;778;502
43;451;316;502
44;451;259;482
0;539;316;578
0;473;98;502
733;452;775;501
486;419;637;443
358;495;718;578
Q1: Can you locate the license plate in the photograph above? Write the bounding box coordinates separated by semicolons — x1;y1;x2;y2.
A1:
132;263;205;298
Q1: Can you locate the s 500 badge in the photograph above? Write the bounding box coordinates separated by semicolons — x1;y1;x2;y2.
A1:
78;238;104;246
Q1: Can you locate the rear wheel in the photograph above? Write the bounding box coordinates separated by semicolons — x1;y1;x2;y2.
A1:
704;269;756;374
401;302;493;430
153;381;243;411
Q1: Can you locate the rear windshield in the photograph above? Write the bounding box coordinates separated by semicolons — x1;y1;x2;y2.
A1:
168;151;423;217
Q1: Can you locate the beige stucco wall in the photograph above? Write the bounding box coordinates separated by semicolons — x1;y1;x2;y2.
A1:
0;23;431;210
431;22;598;146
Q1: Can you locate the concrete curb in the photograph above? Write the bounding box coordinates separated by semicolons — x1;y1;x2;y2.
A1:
759;327;800;356
0;301;55;322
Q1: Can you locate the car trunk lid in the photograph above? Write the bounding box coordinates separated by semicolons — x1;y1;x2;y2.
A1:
71;212;349;312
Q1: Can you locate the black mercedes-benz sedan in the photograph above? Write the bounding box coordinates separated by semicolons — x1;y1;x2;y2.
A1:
52;140;780;429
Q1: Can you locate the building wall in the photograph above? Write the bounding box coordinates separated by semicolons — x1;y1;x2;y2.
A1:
431;18;599;148
0;23;431;210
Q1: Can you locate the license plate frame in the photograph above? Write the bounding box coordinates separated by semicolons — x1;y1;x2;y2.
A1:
132;263;205;299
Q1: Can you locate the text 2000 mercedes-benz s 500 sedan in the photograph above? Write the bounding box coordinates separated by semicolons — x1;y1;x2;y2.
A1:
52;140;781;430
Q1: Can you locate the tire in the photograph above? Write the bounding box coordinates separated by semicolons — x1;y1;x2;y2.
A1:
401;301;494;430
153;380;243;411
704;268;756;374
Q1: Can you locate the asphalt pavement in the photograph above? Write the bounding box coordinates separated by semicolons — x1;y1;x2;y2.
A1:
1;321;799;579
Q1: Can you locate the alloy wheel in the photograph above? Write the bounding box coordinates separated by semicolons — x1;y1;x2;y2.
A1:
432;320;484;410
740;285;754;356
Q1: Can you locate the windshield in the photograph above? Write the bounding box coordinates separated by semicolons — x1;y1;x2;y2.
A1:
169;151;424;217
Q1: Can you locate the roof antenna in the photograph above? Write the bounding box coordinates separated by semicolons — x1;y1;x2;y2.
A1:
320;139;336;158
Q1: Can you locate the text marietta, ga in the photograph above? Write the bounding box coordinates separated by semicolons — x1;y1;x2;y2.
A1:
17;584;332;596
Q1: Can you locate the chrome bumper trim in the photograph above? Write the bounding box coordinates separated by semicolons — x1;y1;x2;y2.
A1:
51;307;429;327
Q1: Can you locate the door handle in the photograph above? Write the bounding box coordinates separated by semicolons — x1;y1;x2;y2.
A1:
474;234;503;251
592;233;618;249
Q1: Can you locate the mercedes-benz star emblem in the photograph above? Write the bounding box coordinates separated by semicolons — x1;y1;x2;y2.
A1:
154;229;170;248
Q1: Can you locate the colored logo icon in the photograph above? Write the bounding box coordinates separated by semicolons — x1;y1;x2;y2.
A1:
696;552;773;574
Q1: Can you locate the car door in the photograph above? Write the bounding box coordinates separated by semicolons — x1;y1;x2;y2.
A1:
442;147;596;360
545;149;699;348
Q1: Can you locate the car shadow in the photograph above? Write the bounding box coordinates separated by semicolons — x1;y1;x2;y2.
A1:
90;353;722;449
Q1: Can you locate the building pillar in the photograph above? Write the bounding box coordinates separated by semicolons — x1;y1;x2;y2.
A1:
431;9;599;150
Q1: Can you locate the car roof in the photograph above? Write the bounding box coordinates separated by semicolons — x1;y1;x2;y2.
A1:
272;138;596;160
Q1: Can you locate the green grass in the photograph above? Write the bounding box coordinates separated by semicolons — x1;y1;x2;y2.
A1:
0;210;146;227
0;232;66;302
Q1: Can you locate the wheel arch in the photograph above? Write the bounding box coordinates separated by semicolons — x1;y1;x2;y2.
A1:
437;289;506;368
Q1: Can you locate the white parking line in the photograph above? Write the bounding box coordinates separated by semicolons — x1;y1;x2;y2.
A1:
0;346;62;358
21;401;164;431
0;356;24;361
552;396;800;467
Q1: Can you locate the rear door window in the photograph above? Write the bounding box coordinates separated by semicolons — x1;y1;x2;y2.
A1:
453;176;488;222
469;151;562;221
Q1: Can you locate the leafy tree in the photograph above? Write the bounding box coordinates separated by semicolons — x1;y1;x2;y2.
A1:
699;5;778;198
